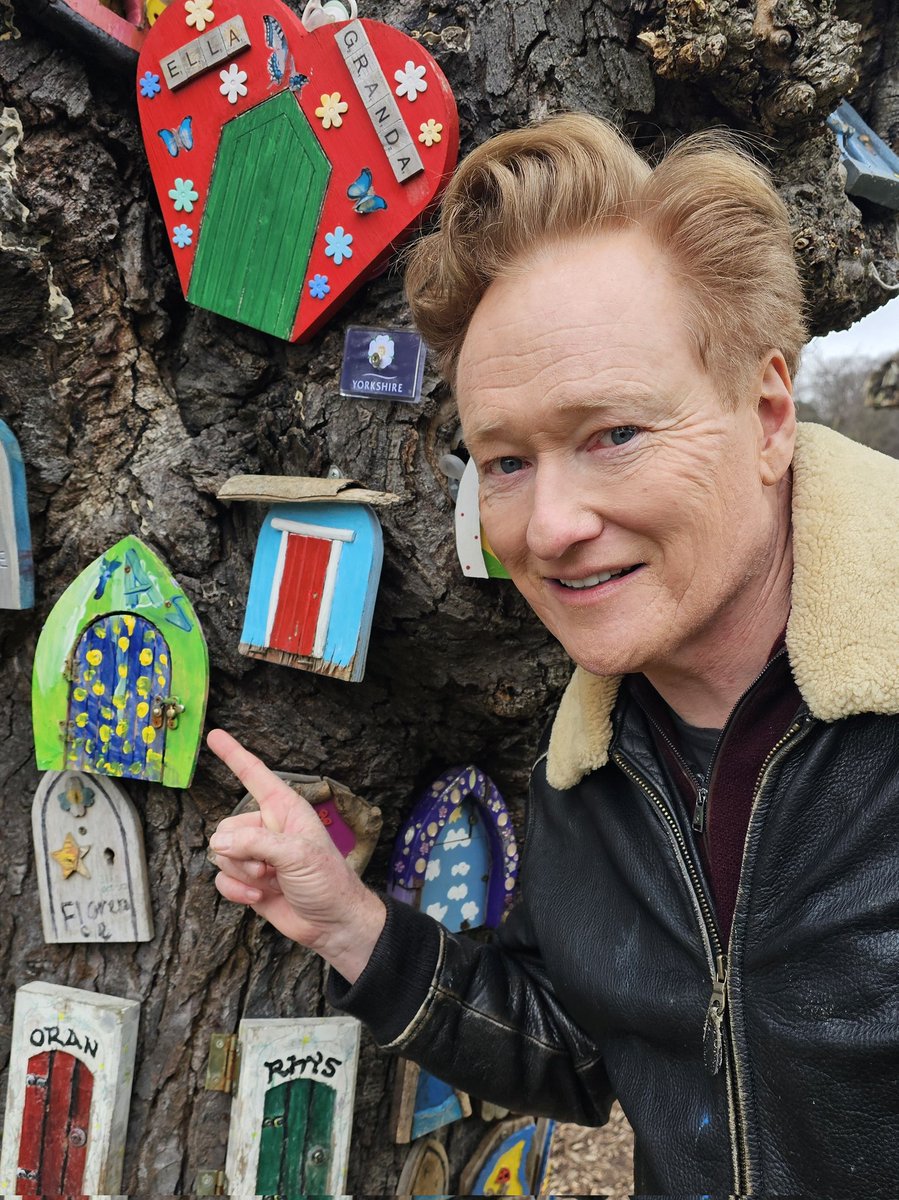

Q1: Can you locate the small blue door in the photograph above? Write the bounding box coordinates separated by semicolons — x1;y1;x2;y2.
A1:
419;802;491;932
65;614;171;781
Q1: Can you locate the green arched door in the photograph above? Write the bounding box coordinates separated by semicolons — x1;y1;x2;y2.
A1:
256;1077;335;1199
188;91;331;339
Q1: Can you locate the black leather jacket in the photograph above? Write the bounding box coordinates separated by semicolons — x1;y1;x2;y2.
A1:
330;424;899;1193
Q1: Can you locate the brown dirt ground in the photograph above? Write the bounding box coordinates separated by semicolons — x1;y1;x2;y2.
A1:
544;1102;634;1195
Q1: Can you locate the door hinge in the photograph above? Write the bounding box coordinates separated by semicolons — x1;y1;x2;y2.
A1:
205;1032;239;1093
195;1168;227;1195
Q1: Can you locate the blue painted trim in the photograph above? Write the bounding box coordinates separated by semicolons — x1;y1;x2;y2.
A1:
0;419;33;608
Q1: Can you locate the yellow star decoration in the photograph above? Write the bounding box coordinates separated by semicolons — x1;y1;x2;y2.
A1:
314;93;349;130
51;833;91;880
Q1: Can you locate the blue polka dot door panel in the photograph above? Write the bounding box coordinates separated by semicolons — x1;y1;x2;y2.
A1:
65;614;171;782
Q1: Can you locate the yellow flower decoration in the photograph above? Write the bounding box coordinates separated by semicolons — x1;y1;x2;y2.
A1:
418;118;443;147
185;0;214;31
314;92;349;130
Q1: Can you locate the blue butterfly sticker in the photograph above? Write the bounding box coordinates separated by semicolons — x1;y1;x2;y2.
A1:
348;168;388;215
263;15;308;92
158;115;193;158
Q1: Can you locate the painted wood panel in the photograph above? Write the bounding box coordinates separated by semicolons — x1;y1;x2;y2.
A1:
390;766;519;928
34;0;147;57
32;535;208;787
0;419;33;609
16;1049;93;1196
137;1;459;341
396;1136;450;1198
455;456;509;580
458;1116;555;1196
0;982;139;1196
66;613;171;781
224;1016;360;1196
256;1075;335;1195
238;502;383;682
418;800;490;933
187;89;331;338
33;771;154;944
233;770;382;875
269;530;333;655
389;766;520;1143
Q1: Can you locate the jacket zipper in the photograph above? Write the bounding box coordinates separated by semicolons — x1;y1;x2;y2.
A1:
612;709;812;1194
725;712;814;1192
611;750;740;1184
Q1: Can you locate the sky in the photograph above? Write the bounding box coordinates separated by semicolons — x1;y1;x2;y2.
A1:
804;294;899;363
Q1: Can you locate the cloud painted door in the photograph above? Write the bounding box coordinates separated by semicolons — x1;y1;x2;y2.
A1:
65;613;170;781
16;1050;93;1195
256;1077;335;1198
419;802;491;933
269;533;334;656
188;90;331;340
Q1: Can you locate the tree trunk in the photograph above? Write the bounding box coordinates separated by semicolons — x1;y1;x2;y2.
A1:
1;0;897;1190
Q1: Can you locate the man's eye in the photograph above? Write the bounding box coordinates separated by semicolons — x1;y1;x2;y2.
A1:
496;456;525;474
601;426;639;446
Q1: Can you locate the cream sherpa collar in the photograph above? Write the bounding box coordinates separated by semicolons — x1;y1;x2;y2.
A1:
545;422;899;791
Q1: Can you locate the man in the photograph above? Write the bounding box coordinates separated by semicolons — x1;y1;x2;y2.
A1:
208;114;899;1193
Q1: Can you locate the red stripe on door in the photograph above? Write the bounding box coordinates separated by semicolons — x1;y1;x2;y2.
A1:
270;534;332;656
16;1052;50;1194
63;1057;93;1194
38;1049;76;1192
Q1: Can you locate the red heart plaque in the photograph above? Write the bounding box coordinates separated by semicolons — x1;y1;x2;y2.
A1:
137;0;459;341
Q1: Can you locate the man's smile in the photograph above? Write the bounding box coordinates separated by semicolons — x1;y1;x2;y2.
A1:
552;563;646;591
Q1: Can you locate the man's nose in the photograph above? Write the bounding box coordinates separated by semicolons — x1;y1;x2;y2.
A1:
525;464;604;561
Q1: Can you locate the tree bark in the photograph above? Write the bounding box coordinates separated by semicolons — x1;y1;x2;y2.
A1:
1;0;897;1190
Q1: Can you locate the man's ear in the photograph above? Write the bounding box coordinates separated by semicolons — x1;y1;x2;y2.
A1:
756;351;796;487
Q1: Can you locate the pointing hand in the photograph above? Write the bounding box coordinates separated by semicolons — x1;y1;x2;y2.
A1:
207;728;385;983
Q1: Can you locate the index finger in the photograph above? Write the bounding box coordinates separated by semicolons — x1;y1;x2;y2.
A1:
207;728;296;834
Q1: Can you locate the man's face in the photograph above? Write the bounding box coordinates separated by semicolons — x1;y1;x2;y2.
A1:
456;231;789;680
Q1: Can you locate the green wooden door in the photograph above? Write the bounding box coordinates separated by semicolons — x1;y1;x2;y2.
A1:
256;1077;335;1199
188;91;331;339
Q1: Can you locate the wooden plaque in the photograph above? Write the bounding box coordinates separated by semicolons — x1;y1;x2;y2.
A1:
0;982;140;1195
234;770;382;876
32;534;209;788
32;771;154;943
458;1116;555;1196
137;1;459;341
396;1136;450;1197
0;419;34;609
237;502;383;683
224;1016;361;1196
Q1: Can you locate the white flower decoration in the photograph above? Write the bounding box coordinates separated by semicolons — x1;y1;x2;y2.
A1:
394;59;427;101
367;333;395;369
219;63;248;104
184;0;214;31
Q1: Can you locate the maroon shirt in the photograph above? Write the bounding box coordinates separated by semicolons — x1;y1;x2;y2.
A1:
627;636;804;941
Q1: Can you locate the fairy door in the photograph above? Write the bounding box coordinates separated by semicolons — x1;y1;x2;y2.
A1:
65;613;170;782
16;1051;93;1195
256;1078;335;1199
268;531;335;657
188;90;331;339
419;802;491;933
